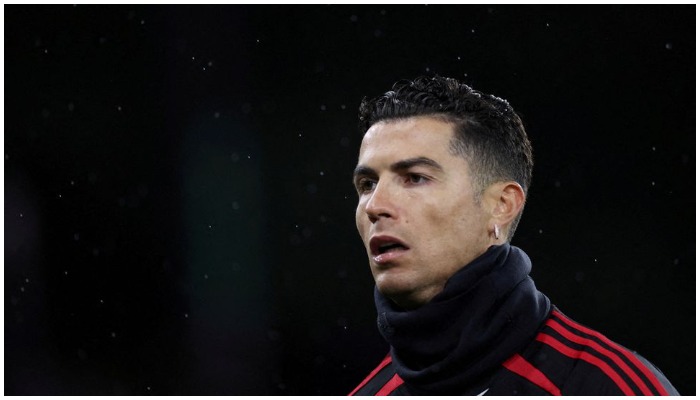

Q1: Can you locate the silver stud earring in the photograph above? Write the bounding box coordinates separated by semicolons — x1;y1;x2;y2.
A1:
494;224;500;240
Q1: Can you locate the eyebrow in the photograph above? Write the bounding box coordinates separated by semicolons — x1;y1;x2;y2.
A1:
353;157;444;180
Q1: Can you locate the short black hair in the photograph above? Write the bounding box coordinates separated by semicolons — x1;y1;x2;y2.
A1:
358;75;533;241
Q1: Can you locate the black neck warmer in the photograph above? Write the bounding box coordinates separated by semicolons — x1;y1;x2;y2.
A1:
374;243;551;395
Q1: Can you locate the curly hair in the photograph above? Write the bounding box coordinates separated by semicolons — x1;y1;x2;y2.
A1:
358;76;533;241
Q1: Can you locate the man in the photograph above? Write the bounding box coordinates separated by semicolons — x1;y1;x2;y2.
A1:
348;76;678;396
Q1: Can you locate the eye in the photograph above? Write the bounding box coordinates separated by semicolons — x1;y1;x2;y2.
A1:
406;173;428;185
355;177;377;194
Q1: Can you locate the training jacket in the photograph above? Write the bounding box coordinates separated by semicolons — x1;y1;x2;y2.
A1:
349;244;678;396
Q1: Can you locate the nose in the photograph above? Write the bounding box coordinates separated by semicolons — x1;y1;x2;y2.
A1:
364;181;396;223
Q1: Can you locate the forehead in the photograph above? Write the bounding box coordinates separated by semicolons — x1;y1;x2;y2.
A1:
358;116;457;163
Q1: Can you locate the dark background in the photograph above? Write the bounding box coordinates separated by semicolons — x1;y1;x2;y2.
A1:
5;5;695;395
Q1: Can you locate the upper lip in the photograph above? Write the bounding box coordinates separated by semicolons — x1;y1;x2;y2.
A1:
369;235;410;256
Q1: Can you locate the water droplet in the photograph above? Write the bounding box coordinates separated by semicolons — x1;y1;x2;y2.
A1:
319;171;324;176
538;229;543;234
44;48;48;54
247;155;251;159
471;29;475;33
651;146;656;151
111;332;116;338
204;274;209;280
425;67;430;72
64;271;68;275
350;15;358;22
25;278;29;283
594;258;598;262
146;387;151;391
117;105;122;111
651;181;656;186
70;180;75;186
19;213;23;218
665;42;673;50
340;104;346;110
100;299;104;304
184;313;189;318
207;61;213;67
457;56;461;60
214;112;220;118
320;104;326;111
546;23;550;27
140;19;145;25
20;287;25;292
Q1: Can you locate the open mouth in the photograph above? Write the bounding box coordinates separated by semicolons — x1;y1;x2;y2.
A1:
370;236;410;257
377;243;408;254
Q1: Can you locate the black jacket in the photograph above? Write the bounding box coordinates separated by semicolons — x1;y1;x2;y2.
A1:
349;244;678;396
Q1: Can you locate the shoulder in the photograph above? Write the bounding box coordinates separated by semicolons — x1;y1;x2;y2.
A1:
501;309;678;395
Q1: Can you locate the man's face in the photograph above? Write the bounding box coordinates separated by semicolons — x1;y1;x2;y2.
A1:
354;116;493;309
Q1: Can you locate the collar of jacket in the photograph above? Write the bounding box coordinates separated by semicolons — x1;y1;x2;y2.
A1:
374;243;551;394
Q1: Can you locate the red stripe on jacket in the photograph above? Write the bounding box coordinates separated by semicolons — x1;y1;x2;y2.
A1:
502;353;562;395
376;374;404;396
552;310;669;395
536;332;635;395
546;318;653;395
348;353;393;396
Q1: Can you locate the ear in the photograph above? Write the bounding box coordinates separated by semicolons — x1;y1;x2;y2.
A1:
483;181;526;234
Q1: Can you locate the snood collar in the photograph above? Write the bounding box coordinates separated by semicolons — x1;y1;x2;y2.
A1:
374;243;550;394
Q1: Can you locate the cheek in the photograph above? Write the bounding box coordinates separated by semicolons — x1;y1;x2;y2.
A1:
429;202;480;242
355;205;367;236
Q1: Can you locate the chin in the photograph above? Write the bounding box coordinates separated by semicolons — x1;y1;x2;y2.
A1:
374;273;428;309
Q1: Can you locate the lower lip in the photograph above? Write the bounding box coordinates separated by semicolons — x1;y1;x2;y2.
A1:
373;248;409;265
